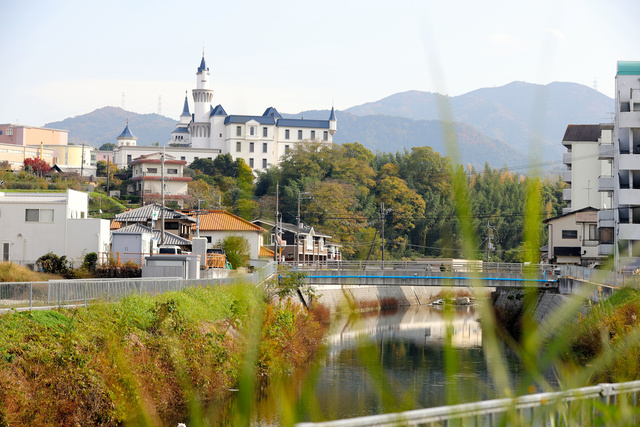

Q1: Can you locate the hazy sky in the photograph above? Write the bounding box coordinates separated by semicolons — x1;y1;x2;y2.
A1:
2;0;639;127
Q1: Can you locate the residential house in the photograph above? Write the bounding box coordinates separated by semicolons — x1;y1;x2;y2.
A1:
253;220;341;263
544;207;602;266
112;204;196;245
129;152;192;206
0;189;110;267
111;223;191;265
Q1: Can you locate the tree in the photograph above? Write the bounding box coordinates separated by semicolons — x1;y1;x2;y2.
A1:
187;179;221;209
23;157;50;175
218;234;251;269
99;143;117;151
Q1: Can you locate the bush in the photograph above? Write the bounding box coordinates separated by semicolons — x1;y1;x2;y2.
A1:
218;234;250;269
36;252;70;275
82;252;98;272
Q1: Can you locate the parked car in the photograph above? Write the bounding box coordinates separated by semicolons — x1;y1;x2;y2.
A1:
159;245;182;255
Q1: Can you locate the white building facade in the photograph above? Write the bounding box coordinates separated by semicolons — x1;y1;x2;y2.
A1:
130;152;192;206
0;189;110;266
610;61;640;268
168;55;337;171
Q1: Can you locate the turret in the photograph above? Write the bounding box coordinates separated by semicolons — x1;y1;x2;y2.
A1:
180;92;191;124
191;53;214;148
329;107;337;135
116;120;137;147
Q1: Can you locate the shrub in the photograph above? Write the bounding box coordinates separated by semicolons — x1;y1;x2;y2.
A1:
218;234;250;269
36;252;70;275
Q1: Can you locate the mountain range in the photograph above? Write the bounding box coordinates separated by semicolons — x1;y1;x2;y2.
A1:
45;81;613;170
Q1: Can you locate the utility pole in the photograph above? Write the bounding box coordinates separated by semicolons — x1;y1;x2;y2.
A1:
275;182;279;263
161;148;165;246
141;170;145;206
486;221;494;262
106;158;110;197
381;203;385;265
80;143;85;182
296;191;312;265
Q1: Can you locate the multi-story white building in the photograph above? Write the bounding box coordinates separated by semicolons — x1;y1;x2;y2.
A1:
0;189;110;266
608;61;640;268
168;55;337;171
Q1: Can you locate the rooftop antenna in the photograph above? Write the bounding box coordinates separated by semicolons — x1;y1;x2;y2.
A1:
593;77;598;92
121;92;125;109
158;95;162;115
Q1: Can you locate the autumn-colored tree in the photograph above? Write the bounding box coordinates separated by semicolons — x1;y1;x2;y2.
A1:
23;157;50;175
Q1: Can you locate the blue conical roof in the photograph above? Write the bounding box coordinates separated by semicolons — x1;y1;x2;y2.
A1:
117;124;136;139
329;106;336;121
197;55;208;73
210;104;228;117
181;95;190;117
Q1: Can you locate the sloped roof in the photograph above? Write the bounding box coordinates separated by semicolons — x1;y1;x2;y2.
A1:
329;106;336;121
562;125;601;142
117;124;137;139
185;210;264;232
112;223;154;234
181;95;190;117
277;118;330;129
259;246;275;257
224;115;276;125
114;204;196;223
252;220;331;238
262;107;282;118
210;104;227;116
112;223;191;246
197;55;208;73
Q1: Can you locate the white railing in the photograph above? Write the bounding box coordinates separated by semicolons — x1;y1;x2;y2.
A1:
296;380;640;427
0;262;277;313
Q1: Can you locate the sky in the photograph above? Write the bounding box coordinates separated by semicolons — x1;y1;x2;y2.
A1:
1;0;639;127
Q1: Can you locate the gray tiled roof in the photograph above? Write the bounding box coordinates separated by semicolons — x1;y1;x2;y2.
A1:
113;223;191;245
114;204;196;223
562;125;601;142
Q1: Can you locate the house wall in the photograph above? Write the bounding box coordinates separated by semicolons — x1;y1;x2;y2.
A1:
199;230;261;259
111;233;155;266
67;218;111;265
571;141;604;211
548;214;581;264
0;125;68;146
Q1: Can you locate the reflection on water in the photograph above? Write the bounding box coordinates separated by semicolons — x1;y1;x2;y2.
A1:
307;305;523;421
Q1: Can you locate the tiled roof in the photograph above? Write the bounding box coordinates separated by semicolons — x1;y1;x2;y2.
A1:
112;223;154;234
114;204;196;223
262;107;282;118
210;104;227;116
562;125;601;142
276;118;330;129
224;115;276;125
117;124;136;139
185;210;264;232
112;223;191;245
259;246;275;257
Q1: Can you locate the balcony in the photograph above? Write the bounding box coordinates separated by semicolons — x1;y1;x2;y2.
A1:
598;209;615;228
562;188;571;202
597;243;614;256
561;171;572;183
619;223;640;240
598;144;614;159
619;154;640;171
598;176;614;192
619;111;640;128
562;152;572;165
619;189;640;206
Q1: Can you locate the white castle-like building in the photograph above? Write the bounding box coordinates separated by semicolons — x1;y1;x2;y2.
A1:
169;55;337;171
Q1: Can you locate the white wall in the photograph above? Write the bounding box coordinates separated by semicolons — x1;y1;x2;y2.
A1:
199;230;261;259
67;218;110;266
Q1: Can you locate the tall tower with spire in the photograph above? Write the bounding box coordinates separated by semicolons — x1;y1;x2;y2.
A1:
191;53;213;149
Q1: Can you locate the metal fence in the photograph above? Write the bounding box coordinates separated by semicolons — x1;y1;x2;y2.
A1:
0;262;277;313
295;380;640;427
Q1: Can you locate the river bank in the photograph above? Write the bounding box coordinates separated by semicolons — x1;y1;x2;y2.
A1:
0;284;327;426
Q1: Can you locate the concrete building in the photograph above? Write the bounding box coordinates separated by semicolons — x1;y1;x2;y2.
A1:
129;152;192;206
0;189;110;267
168;54;337;171
0;143;56;170
0;124;68;147
610;61;640;268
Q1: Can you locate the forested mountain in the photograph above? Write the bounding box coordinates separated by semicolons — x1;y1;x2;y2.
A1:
345;81;613;161
45;107;175;148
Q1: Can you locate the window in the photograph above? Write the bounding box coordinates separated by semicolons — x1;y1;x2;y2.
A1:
262;158;267;169
285;129;290;139
236;141;241;152
236;126;242;136
250;142;255;152
298;130;303;139
146;167;157;173
250;127;255;136
262;143;267;153
562;230;578;239
311;130;315;140
167;168;178;174
285;145;290;153
323;131;328;141
5;128;12;136
588;224;599;240
180;156;186;161
2;242;9;262
25;209;54;223
127;154;132;163
263;127;268;137
249;158;254;168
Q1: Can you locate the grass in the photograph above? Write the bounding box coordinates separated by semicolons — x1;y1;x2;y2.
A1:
0;262;62;282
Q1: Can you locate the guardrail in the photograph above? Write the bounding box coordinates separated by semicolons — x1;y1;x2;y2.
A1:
295;380;640;427
0;262;277;313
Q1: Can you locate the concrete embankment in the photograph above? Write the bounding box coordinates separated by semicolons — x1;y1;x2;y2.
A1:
300;284;495;312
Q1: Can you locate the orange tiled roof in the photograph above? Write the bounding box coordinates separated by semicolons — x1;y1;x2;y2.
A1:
259;246;275;257
184;210;265;232
110;221;122;230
